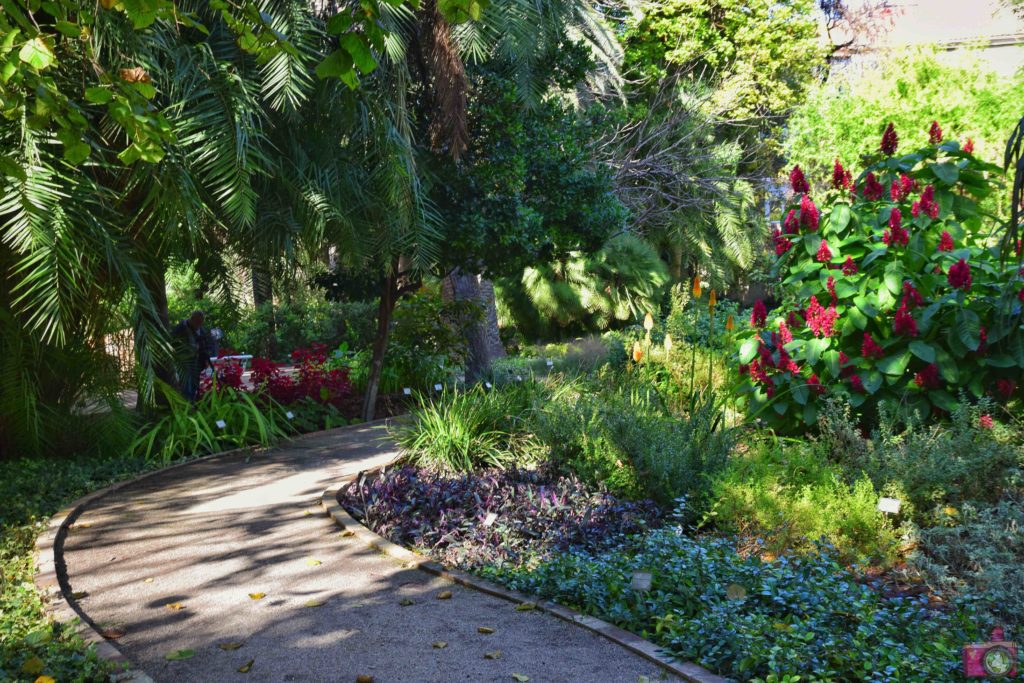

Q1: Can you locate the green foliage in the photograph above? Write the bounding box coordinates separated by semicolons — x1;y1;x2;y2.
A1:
233;300;361;360
786;50;1024;215
821;400;1022;526
706;438;900;562
130;383;291;464
532;374;733;512
490;528;983;682
394;384;542;473
912;495;1024;630
496;234;669;338
622;0;823;121
735;131;1024;429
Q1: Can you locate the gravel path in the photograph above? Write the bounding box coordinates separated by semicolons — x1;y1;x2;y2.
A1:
60;423;681;683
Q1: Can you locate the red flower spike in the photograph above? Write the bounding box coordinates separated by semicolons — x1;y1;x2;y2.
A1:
883;208;909;248
751;300;767;328
894;303;918;337
827;276;837;301
979;414;994;429
773;228;793;256
784;209;800;234
914;363;941;389
806;296;839;338
929;121;943;144
779;320;793;344
947;258;972;291
861;333;884;360
881;123;899;155
912;185;940;220
808;373;826;395
849;374;865;393
963;138;975;154
902;281;924;308
841;256;858;276
790;165;810;194
816;239;833;263
938;231;954;252
996;379;1017;401
832;159;853;191
800;195;820;232
862;172;884;201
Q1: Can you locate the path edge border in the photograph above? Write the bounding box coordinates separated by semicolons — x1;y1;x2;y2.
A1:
33;419;391;683
321;481;729;683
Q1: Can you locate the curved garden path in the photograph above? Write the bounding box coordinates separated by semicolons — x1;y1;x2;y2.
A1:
59;423;684;682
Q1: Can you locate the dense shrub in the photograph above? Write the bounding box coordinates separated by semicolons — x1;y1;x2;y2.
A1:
232;300;355;359
532;375;733;513
821;400;1022;526
491;527;986;682
735;126;1023;429
912;495;1024;631
249;344;357;413
340;465;660;570
706;438;900;562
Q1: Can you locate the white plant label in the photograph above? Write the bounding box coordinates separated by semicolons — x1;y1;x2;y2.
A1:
403;387;412;396
515;375;523;382
630;571;652;592
434;384;443;392
215;419;227;429
483;512;497;527
877;497;902;514
285;411;294;420
546;359;554;367
485;382;493;390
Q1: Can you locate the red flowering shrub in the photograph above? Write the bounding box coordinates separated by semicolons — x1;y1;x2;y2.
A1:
736;125;1024;428
250;343;356;412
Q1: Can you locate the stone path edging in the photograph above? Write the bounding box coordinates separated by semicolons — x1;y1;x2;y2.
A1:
321;482;729;683
34;420;387;683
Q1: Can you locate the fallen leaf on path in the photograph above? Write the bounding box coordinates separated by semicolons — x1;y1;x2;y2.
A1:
436;590;452;600
303;599;326;608
355;675;374;683
21;656;44;674
514;603;536;611
70;591;88;600
399;598;414;606
165;603;185;611
432;641;447;649
143;578;154;583
512;675;530;682
218;642;244;650
478;627;495;634
304;510;313;516
34;676;56;683
165;649;195;661
248;593;266;600
341;530;355;537
306;558;322;567
75;522;93;529
484;650;502;660
237;659;254;673
99;628;125;639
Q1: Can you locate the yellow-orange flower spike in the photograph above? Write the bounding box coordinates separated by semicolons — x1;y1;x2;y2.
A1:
708;290;717;308
643;312;655;331
692;277;702;298
664;334;673;352
632;341;643;362
725;314;735;331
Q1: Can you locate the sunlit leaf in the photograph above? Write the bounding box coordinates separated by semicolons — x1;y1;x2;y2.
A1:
436;590;452;600
165;649;195;661
248;593;266;600
218;642;244;650
238;659;254;673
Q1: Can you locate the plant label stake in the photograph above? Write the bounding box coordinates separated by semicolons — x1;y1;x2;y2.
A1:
215;419;227;429
285;411;294;420
630;571;652;592
434;383;442;392
546;359;553;367
485;382;492;390
483;512;497;527
403;388;412;396
515;375;523;382
877;497;901;514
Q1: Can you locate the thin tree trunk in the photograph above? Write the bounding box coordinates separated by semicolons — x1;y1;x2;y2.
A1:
362;270;398;422
670;242;684;283
251;263;276;356
138;265;175;409
443;269;505;384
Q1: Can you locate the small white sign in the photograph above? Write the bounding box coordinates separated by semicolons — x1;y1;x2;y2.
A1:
485;382;493;390
630;571;652;592
215;419;227;429
483;512;497;527
403;387;412;396
434;383;443;392
546;359;554;367
878;497;902;514
286;411;294;420
515;375;523;382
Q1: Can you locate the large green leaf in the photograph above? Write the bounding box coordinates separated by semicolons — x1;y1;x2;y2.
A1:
830;204;851;232
877;350;911;376
738;338;759;364
908;341;935;363
929;162;960;185
955;307;981;351
18;37;54;70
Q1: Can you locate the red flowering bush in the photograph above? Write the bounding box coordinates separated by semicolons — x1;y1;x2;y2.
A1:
250;343;356;412
736;124;1024;428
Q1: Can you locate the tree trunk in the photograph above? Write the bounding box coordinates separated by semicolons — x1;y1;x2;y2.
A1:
670;242;684;283
443;269;505;384
138;265;175;409
362;270;398;422
251;262;276;356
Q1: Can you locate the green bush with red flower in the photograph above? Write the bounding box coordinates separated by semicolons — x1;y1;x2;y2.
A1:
735;122;1024;429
